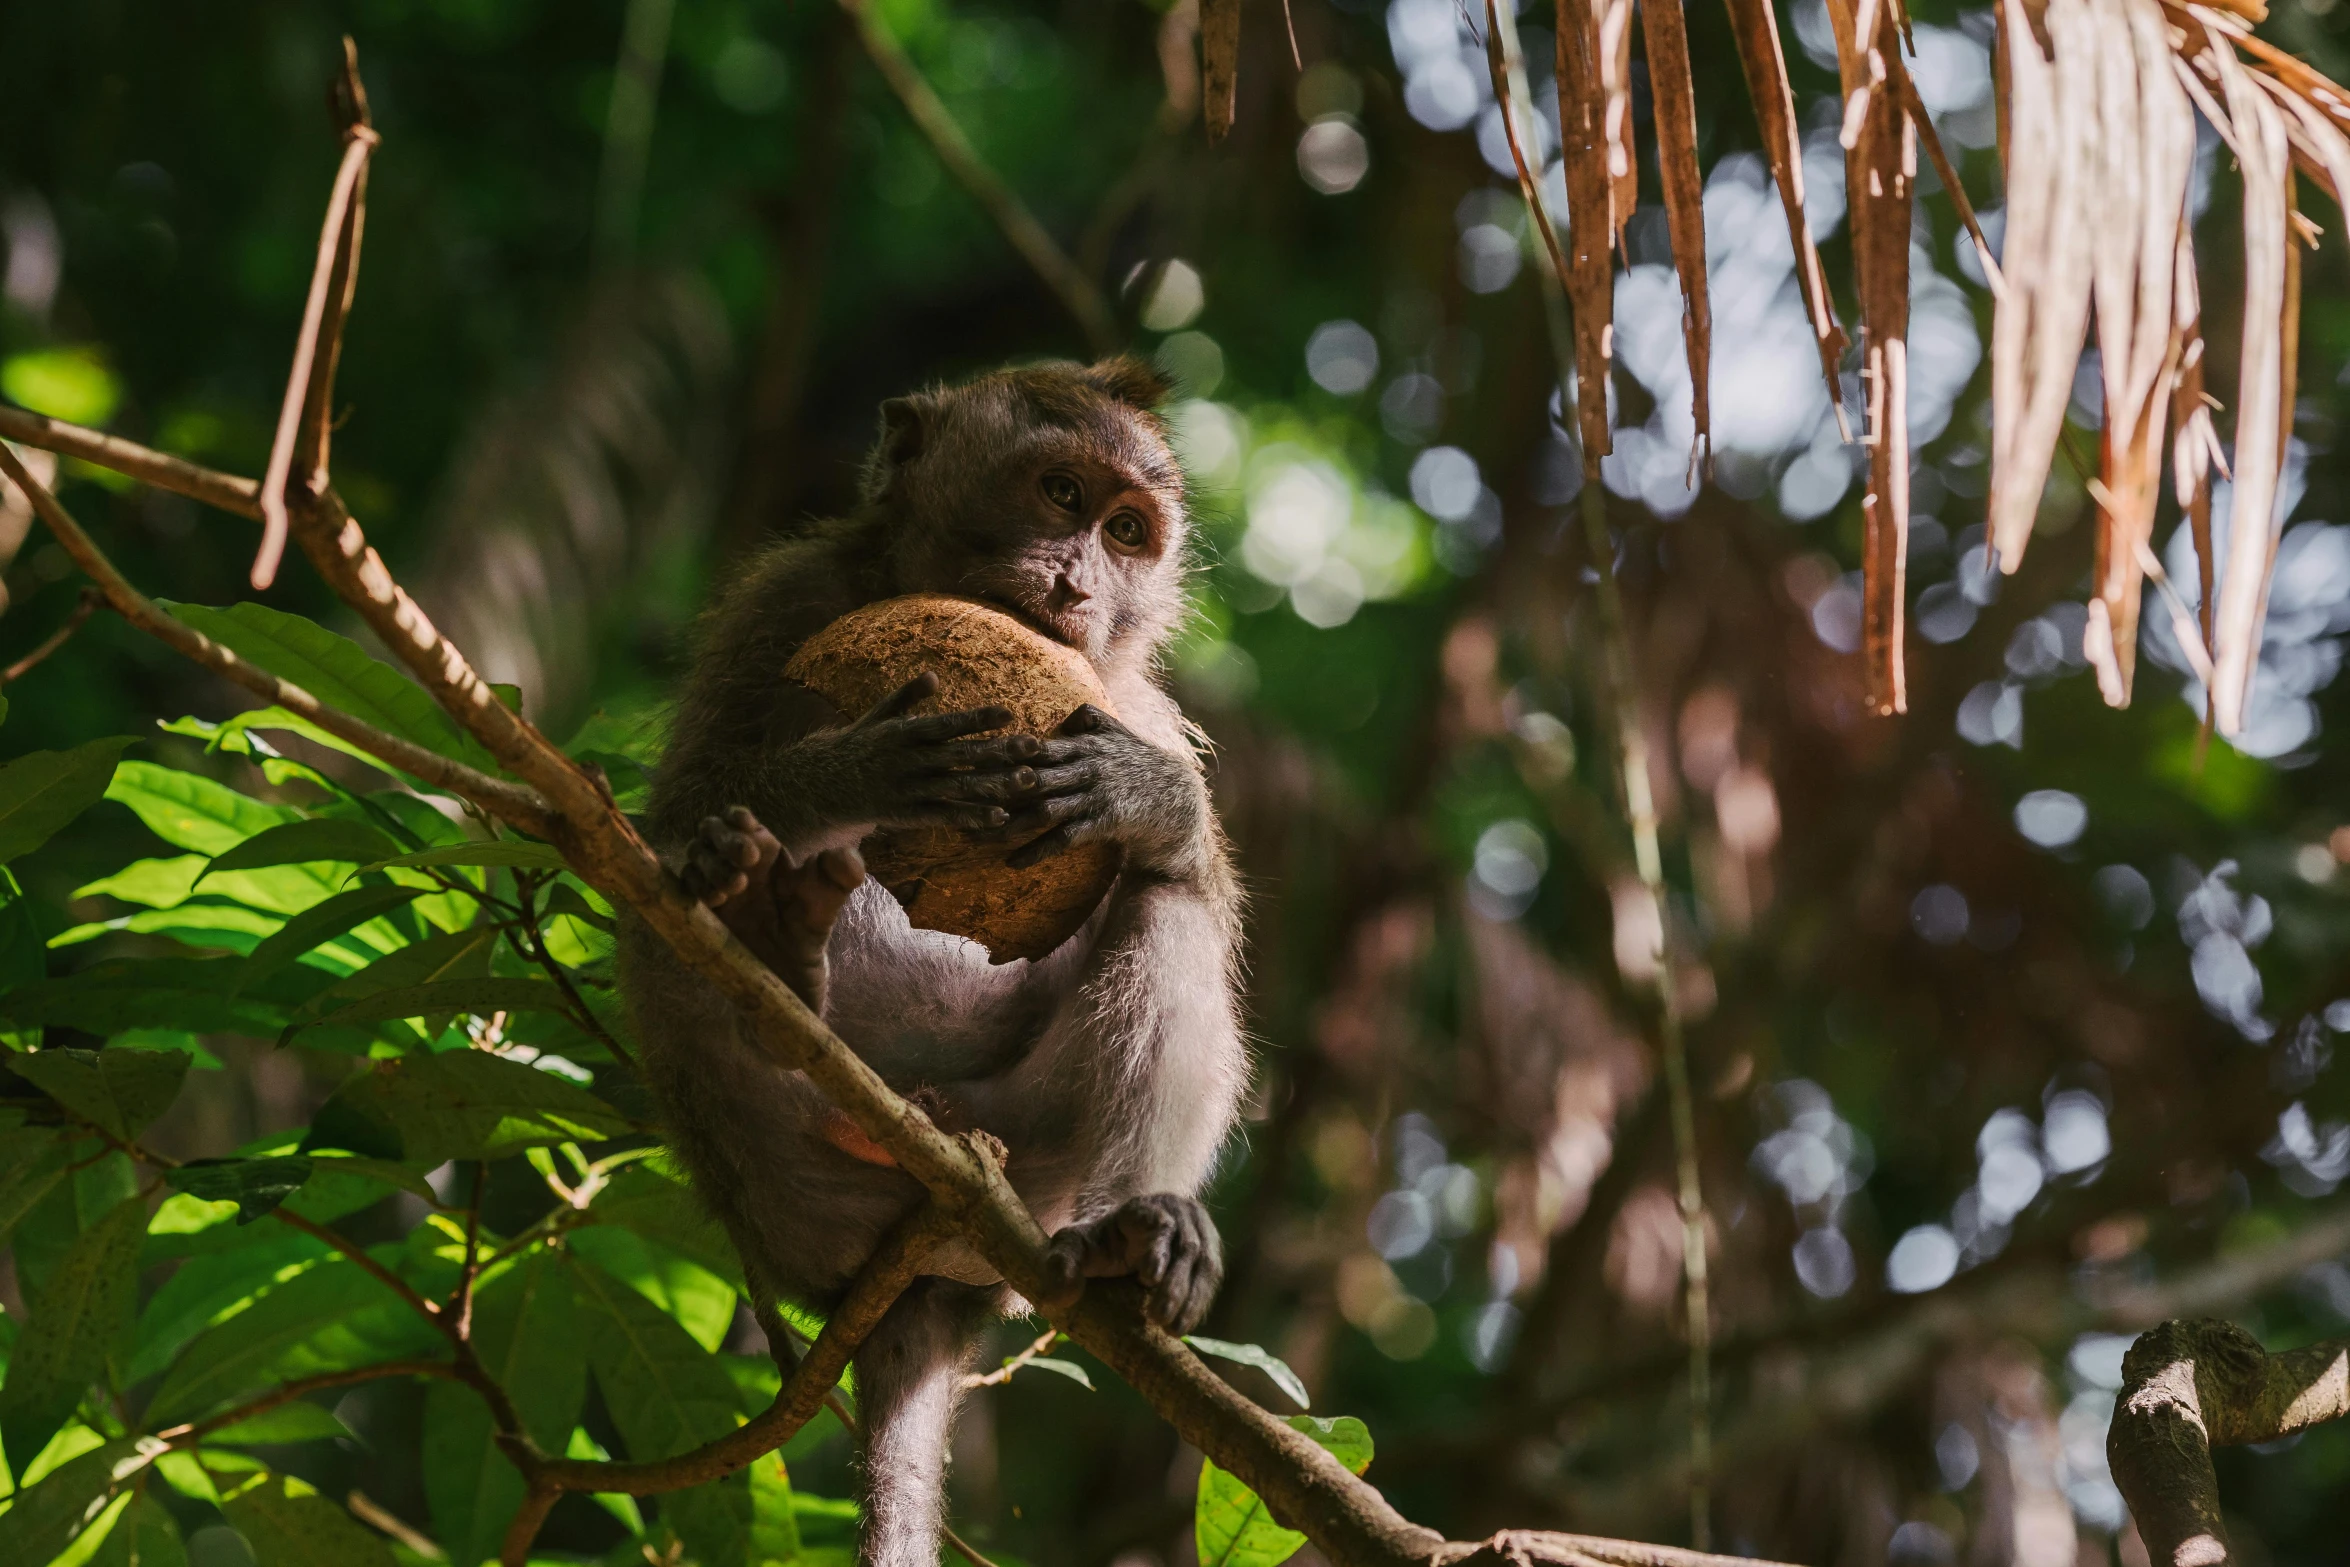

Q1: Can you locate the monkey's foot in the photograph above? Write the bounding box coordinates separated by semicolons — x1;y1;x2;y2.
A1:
1040;1194;1222;1334
682;806;863;1010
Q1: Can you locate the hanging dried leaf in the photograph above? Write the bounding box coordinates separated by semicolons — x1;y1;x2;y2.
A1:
1825;0;1913;715
1488;0;1576;299
1641;0;1712;474
2082;0;2195;707
2169;230;2222;669
1203;0;1241;143
1986;0;2099;575
1890;49;2003;294
1557;0;1619;473
1598;0;1638;247
2201;29;2294;736
1722;0;1849;433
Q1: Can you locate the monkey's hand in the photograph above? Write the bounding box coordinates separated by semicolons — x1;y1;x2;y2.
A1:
681;806;864;1012
793;672;1045;835
1039;1194;1222;1334
989;705;1211;882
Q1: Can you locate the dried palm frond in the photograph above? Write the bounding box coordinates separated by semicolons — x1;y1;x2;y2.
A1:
2169;229;2223;663
1642;0;1712;474
1557;0;1623;472
1826;0;1914;715
1722;0;1849;433
1987;0;2099;577
2081;0;2196;706
1597;0;1639;250
2195;26;2295;735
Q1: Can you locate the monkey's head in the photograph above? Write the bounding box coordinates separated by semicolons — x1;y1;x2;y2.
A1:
860;357;1190;667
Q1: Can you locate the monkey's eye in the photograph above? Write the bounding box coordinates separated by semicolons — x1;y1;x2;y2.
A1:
1103;510;1150;554
1041;472;1082;512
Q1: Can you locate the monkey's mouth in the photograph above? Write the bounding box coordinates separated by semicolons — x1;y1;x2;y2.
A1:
973;588;1089;649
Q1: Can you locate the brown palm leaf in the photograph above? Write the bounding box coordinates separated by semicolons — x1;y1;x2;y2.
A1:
1825;0;1914;716
1642;0;1712;474
1557;0;1623;472
1722;0;1850;434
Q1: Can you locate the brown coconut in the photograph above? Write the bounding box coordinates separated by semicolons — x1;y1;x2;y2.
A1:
782;594;1120;963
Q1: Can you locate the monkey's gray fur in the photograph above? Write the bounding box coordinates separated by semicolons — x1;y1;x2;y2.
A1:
617;358;1248;1566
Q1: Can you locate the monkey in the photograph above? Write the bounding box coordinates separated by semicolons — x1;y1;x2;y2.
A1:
616;357;1248;1566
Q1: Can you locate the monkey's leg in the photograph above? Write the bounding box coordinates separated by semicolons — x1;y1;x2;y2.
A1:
850;1280;991;1567
1042;1193;1223;1334
681;806;863;1012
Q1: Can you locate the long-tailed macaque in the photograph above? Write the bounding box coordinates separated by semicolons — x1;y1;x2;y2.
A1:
618;358;1246;1565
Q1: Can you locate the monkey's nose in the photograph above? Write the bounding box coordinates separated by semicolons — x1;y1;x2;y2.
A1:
1051;573;1091;607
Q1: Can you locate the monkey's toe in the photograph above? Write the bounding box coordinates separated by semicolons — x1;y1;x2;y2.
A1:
1043;1194;1222;1334
683;808;774;905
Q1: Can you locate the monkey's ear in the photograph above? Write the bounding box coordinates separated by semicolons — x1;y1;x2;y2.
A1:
1085;357;1172;410
878;397;927;467
863;395;930;501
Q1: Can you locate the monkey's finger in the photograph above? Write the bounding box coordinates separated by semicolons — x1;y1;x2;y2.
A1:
902;801;1011;833
1124;1201;1178;1288
1022;761;1101;799
1003;812;1103;868
854;671;940;727
910;734;1043;771
917;765;1038;805
1055;703;1118;737
892;705;1016;743
813;845;866;892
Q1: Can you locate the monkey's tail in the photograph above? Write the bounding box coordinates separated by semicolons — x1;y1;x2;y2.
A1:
850;1280;991;1567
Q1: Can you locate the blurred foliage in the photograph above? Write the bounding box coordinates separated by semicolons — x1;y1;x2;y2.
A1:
10;0;2350;1563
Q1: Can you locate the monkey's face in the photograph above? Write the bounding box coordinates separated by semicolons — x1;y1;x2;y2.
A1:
877;363;1192;665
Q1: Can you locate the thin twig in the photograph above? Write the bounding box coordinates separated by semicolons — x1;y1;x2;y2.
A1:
0;405;262;519
454;1161;488;1340
836;0;1116;353
2;586;105;684
255;122;378;589
962;1327;1063;1389
154;1359;458;1444
512;874;637;1068
0;443;559;836
273;1207;444;1324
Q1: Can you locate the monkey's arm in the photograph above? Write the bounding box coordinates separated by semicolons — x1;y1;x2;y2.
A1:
956;706;1248;1331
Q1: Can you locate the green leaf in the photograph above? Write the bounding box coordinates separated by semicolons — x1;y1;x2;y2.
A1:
236;886;424;991
220;1472;398;1567
570;1254;740;1461
163;1156;314;1225
159;708;387;779
747;1453;803;1563
0;1440;158;1566
203;819;403;880
0;1195;146;1470
0;738;135;865
296;977;574;1035
105;760;297;855
1194;1416;1374;1567
204;1401;357;1447
1185;1336;1312;1410
565;1428;645;1535
569;1227;737;1352
283;927;494;1036
158;600;492;774
299;1051;629;1164
127;1229;332;1386
11;1047;190;1141
0;958;308;1039
540;880;614;934
1015;1355;1095;1390
84;1490;187;1567
0;1129;68;1248
360;841;570;874
587;1162;742;1288
423;1250;585;1567
147;1256;441;1423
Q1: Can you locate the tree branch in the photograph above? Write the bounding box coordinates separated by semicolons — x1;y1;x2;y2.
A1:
155;1358;458;1444
1;586;105;684
2109;1320;2350;1567
0;443;558;838
0;405;262;518
836;0;1116;354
